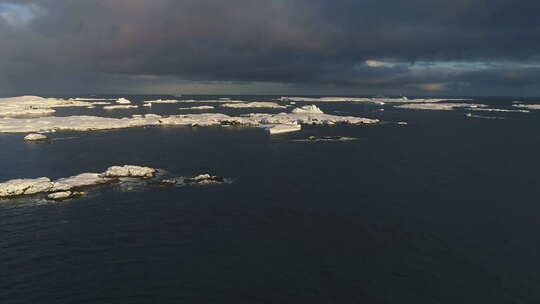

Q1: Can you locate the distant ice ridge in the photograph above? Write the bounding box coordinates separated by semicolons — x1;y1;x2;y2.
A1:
395;103;488;111
0;105;379;134
280;96;470;104
0;165;156;199
0;96;117;117
512;104;540;110
220;102;287;109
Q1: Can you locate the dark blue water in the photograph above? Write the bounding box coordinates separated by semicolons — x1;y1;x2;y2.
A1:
1;96;540;303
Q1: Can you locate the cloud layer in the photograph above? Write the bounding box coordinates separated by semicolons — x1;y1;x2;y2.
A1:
1;0;539;95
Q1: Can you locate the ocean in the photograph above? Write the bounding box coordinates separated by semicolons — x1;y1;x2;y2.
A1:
1;95;540;303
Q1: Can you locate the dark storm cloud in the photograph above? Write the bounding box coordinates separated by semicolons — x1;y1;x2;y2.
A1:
1;0;540;95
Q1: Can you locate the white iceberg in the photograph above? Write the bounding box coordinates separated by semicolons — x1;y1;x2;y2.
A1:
280;96;471;104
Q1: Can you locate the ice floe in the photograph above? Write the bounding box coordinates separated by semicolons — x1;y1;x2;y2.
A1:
103;165;157;179
220;102;287;109
281;96;470;104
296;136;358;142
103;105;139;110
512;104;540;110
116;98;132;104
469;107;530;113
0;177;55;198
47;191;85;200
292;105;324;114
178;106;215;110
0;105;378;134
395;103;488;111
264;123;301;134
0;96;112;117
23;133;48;141
0;165;156;199
52;173;116;191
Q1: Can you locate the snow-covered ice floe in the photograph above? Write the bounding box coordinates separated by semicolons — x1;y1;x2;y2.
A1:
294;136;358;142
280;96;471;104
0;96;117;117
178;106;215;110
395;103;488;111
512;104;540;110
24;133;48;141
73;98;117;101
103;105;139;110
220;102;287;109
264;124;302;134
152;174;229;186
116;98;132;104
103;165;157;179
292;105;324;114
469;107;530;113
0;105;378;134
0;165;156;199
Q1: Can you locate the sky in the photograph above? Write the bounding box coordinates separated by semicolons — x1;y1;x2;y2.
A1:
0;0;539;96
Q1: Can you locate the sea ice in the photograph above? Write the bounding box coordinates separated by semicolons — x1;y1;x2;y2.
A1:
512;104;540;110
264;124;302;134
103;165;157;179
395;103;488;111
23;133;48;141
52;173;116;191
0;106;378;134
0;177;54;198
116;98;132;104
47;191;85;200
292;105;324;114
0;96;116;117
178;106;215;110
103;105;139;110
220;102;287;109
